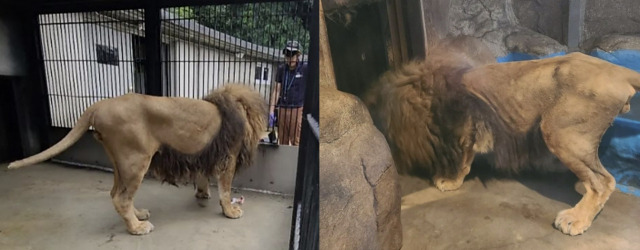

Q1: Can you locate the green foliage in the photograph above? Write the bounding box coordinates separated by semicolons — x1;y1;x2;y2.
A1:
172;7;194;19
169;2;311;53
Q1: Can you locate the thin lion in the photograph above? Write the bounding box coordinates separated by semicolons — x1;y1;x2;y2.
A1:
365;36;640;236
8;84;268;235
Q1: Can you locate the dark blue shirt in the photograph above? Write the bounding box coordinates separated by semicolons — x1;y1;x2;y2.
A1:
275;61;307;108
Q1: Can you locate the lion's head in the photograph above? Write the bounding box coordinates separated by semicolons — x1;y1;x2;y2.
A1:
363;35;495;179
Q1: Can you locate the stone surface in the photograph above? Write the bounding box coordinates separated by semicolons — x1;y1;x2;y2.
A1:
319;86;402;250
423;0;567;57
583;0;640;48
512;0;569;45
505;29;568;55
0;163;293;250
399;171;640;250
584;34;640;52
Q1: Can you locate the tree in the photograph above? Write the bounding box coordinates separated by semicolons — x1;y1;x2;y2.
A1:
170;1;311;53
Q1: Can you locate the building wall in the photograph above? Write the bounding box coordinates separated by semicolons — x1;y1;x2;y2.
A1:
169;40;276;101
40;13;279;128
40;13;134;128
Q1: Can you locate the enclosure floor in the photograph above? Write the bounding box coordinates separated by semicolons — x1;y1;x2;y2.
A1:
399;171;640;250
0;163;293;250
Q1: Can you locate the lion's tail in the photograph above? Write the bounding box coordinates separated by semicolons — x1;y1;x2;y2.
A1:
7;105;97;169
206;84;268;172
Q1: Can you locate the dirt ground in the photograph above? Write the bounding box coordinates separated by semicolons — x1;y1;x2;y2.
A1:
399;166;640;250
0;163;294;250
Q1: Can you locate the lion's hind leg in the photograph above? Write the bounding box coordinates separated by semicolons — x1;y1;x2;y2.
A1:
134;208;151;221
541;104;617;236
109;152;155;235
103;144;152;223
216;155;243;219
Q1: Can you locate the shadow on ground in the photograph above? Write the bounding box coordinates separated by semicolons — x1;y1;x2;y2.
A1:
0;163;293;250
399;159;640;250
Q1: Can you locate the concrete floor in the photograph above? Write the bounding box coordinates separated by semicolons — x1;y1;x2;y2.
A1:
400;169;640;250
0;163;294;250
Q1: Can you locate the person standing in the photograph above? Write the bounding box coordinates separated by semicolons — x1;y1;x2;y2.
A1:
269;40;308;146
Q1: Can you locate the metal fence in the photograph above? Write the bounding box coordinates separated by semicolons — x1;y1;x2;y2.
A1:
31;2;317;249
37;1;312;143
38;11;146;128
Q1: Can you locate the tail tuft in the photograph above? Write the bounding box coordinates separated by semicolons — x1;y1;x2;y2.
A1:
7;161;21;169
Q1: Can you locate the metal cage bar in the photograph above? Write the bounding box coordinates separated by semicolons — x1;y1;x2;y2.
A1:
22;1;318;249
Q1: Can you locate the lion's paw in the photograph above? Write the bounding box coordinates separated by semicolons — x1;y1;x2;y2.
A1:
223;205;244;219
554;208;591;236
128;221;154;235
433;176;464;192
135;208;151;221
196;191;211;199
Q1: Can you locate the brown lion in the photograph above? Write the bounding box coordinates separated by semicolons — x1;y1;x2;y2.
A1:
364;36;640;236
8;84;268;235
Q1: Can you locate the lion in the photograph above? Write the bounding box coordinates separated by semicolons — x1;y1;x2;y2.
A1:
364;36;640;236
7;83;268;235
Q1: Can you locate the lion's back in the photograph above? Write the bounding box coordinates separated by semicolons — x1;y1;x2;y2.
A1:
92;94;222;154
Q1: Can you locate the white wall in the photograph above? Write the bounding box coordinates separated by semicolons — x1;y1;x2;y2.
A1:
39;13;134;128
40;13;278;128
170;40;275;102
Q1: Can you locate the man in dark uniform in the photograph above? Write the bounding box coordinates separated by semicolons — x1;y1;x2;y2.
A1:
269;40;307;146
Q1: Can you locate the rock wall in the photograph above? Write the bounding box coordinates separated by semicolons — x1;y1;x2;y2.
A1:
319;86;403;250
422;0;567;58
582;0;640;50
512;0;569;45
320;1;403;248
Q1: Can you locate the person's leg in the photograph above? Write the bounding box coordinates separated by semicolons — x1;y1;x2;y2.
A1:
293;107;303;146
280;107;293;145
277;108;287;145
286;107;297;145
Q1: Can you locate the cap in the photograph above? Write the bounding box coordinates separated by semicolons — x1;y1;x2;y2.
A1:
283;40;301;54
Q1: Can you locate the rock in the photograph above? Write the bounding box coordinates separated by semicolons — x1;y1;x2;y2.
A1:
585;34;640;52
512;0;568;44
505;29;568;55
319;86;403;250
424;0;566;57
583;0;640;46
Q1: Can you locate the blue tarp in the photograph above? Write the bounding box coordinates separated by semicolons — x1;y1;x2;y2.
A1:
496;51;567;63
497;50;640;197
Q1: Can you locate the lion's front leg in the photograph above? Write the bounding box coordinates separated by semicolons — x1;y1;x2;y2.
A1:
433;150;474;192
432;165;470;192
216;156;243;219
195;172;211;207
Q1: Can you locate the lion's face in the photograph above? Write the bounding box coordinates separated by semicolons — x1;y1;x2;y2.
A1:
427;100;477;177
